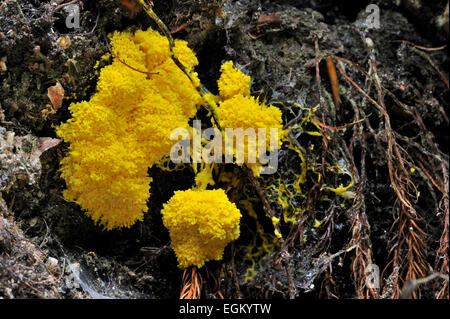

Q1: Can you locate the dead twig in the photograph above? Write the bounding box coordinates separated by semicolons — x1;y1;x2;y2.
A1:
51;0;79;19
336;48;429;297
104;34;155;77
400;272;449;299
395;40;447;52
230;243;241;298
434;163;449;299
180;267;202;299
403;44;449;88
326;56;341;109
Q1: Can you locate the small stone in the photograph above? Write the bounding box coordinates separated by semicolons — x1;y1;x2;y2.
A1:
6;132;14;146
28;217;38;228
46;257;59;271
365;37;374;49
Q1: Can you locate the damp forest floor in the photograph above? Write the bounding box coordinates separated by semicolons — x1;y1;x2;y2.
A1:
0;0;448;299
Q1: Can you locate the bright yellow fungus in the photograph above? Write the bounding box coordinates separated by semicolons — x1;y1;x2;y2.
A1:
216;61;284;176
56;28;202;230
161;189;241;269
271;216;282;238
218;95;284;176
217;61;251;99
219;95;283;142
